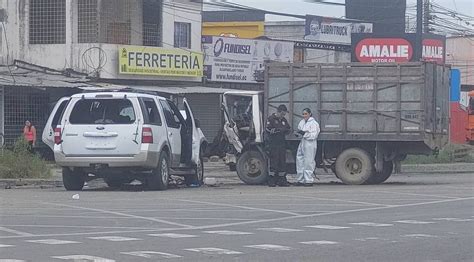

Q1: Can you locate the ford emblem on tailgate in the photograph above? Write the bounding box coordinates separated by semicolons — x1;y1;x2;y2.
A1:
96;126;105;130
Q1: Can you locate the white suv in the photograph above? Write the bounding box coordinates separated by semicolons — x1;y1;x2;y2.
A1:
42;91;207;191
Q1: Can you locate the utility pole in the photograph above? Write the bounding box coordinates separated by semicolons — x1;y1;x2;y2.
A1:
423;0;430;33
416;0;423;61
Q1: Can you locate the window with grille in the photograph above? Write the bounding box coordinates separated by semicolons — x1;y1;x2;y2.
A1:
143;0;163;47
174;22;191;48
78;0;99;43
29;0;66;44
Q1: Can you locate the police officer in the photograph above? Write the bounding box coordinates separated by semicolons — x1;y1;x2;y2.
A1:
265;104;291;187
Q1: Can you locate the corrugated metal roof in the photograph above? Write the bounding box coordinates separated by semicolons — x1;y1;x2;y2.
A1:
126;85;239;94
0;62;93;88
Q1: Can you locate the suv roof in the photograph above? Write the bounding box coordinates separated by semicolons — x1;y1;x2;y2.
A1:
71;92;166;100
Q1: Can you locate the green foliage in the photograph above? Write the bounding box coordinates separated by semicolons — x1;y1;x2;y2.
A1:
0;138;51;179
403;144;474;164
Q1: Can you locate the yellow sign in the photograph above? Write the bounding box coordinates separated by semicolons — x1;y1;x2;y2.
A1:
119;46;203;77
202;21;264;39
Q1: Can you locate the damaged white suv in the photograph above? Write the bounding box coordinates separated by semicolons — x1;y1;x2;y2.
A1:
42;91;207;191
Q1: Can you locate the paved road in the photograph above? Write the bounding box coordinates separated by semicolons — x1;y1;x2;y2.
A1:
0;167;473;262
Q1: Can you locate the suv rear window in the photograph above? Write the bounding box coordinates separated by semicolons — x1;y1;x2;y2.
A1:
69;99;136;124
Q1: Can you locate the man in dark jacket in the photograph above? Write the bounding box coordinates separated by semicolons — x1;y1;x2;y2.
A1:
265;104;291;187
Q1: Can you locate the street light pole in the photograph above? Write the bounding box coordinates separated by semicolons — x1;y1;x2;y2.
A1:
416;0;423;61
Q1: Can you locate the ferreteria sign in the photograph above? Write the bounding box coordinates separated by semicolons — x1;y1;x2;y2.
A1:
119;46;203;77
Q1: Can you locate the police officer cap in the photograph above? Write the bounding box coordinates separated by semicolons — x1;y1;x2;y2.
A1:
277;104;288;113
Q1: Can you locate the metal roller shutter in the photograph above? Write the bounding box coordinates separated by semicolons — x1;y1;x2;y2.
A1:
183;93;222;142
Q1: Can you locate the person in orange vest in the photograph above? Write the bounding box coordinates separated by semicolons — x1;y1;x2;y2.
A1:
23;120;36;152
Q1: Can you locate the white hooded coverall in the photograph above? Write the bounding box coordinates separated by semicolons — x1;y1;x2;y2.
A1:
296;117;320;184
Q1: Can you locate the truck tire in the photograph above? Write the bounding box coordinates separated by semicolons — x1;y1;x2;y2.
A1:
335;148;373;185
62;167;85;191
236;150;268;185
365;161;394;184
148;152;170;191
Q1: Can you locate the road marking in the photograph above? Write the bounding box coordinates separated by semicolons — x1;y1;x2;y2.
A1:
305;225;350;230
281;194;391;207
148;233;197;238
403;234;439;238
355;237;384;242
245;244;293;251
52;255;115;261
0;227;34;237
257;227;303;233
370;190;462;200
26;239;80;245
394;220;436;225
204;230;253;235
432;218;473;222
121;251;182;259
2;197;472;240
185;247;243;255
88;236;141;242
0;244;14;247
173;199;302;216
42;202;193;228
300;240;339;245
0;260;26;262
350;222;393;227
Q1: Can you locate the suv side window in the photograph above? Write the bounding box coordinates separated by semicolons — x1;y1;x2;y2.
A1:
140;98;162;126
160;100;180;128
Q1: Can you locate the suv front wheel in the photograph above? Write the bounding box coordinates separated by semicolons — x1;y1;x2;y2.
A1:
148;152;170;191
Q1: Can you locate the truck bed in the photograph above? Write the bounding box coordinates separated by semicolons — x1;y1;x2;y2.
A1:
264;62;449;150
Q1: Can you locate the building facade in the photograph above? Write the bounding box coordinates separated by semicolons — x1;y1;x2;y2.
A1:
446;36;474;87
0;0;203;82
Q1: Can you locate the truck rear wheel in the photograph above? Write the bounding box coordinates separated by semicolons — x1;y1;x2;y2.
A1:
62;168;85;191
335;148;373;185
365;161;394;184
236;150;268;185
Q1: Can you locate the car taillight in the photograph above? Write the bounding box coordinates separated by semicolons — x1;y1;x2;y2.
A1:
142;127;153;144
54;128;62;144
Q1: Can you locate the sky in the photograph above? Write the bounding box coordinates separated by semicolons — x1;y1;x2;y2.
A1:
221;0;474;21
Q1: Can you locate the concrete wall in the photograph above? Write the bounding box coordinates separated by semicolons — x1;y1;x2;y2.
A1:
446;36;474;86
265;20;350;63
0;0;202;82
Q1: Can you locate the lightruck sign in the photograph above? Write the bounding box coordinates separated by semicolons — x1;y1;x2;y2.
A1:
119;46;203;77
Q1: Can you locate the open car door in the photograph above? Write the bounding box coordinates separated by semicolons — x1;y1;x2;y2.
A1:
42;97;70;150
182;99;205;164
222;94;244;153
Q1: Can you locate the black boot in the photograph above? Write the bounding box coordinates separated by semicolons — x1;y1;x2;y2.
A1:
277;176;290;187
268;176;276;187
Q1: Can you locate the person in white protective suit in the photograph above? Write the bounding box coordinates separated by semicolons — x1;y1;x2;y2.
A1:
295;108;320;186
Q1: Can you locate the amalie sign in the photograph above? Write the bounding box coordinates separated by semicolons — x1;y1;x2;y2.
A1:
119;46;203;77
351;33;445;64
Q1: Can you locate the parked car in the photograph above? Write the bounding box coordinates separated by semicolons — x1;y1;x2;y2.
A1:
42;91;207;191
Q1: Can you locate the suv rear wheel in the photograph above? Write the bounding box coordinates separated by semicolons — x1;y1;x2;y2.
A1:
62;168;85;191
148;152;170;191
185;152;204;186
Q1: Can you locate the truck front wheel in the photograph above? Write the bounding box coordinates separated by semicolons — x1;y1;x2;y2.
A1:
335;148;373;185
236;150;268;185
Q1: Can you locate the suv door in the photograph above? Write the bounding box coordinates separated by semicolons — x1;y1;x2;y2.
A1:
183;99;201;164
139;96;167;148
42;97;69;150
160;100;182;166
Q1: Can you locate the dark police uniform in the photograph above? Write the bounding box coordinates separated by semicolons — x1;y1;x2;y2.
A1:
266;112;291;186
